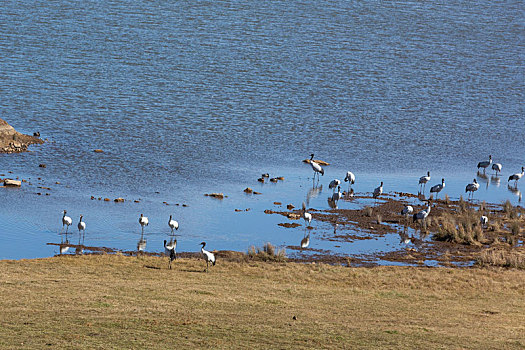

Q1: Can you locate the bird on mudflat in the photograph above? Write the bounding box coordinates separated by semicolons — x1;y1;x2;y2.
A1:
465;178;480;200
301;202;312;228
430;178;445;199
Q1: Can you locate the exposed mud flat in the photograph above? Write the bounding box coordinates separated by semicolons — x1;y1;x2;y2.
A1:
0;118;43;153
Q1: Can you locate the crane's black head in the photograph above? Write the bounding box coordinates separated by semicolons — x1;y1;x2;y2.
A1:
63;210;67;214
427;171;430;176
200;241;206;247
164;240;167;246
380;181;383;186
310;153;314;159
442;178;445;182
169;215;172;220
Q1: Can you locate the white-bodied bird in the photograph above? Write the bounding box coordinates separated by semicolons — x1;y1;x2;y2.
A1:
200;242;216;272
465;178;480;200
401;205;414;220
430;178;445;199
477;155;492;172
480;215;488;228
508;167;525;186
309;154;324;180
492;163;502;176
301;202;312;228
168;215;179;234
164;239;177;269
62;210;72;234
413;203;431;225
344;171;356;185
139;214;149;234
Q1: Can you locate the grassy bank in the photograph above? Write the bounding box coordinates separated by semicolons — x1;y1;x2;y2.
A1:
1;255;524;349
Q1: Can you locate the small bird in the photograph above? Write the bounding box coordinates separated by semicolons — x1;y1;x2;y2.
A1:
77;215;86;234
413;203;431;224
329;179;341;192
430;178;445;199
200;242;216;272
344;171;355;185
168;215;179;234
508;167;525;186
62;210;72;234
480;215;488;228
419;171;431;192
139;214;149;234
309;154;324;180
492;163;502;176
301;202;312;228
465;178;480;200
164;239;177;269
373;182;383;205
477;155;492;173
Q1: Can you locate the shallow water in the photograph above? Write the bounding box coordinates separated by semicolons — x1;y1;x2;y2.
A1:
0;0;523;260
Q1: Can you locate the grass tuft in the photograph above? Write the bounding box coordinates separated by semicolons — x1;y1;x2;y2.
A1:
248;243;286;262
476;248;525;269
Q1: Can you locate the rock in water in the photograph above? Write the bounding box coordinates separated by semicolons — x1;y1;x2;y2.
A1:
0;118;43;153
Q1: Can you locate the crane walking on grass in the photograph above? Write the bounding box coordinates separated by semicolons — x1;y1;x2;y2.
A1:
200;242;216;272
164;239;177;269
62;210;72;234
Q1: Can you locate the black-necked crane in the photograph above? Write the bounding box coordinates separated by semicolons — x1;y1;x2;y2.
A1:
200;242;216;272
332;186;343;204
329;179;341;193
139;214;149;234
309;154;324;181
164;239;177;269
301;202;312;229
480;215;488;228
168;215;179;235
465;178;480;200
413;203;431;226
62;210;72;234
492;163;502;176
430;178;445;199
77;215;86;235
477;155;492;173
419;171;430;192
508;167;525;186
344;171;355;186
401;205;414;223
373;182;383;205
300;233;310;249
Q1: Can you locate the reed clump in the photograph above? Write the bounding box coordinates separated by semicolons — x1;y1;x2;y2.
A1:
476;248;525;269
248;243;286;262
503;200;518;219
363;206;373;217
432;210;483;245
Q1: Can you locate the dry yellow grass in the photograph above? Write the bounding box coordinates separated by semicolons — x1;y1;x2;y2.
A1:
1;255;524;349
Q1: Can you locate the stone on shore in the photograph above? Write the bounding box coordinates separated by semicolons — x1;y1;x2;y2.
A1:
4;179;22;187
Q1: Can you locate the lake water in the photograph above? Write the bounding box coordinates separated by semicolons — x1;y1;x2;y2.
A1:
0;0;523;260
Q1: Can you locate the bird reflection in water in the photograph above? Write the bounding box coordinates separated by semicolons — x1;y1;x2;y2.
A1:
507;184;522;203
490;175;501;187
59;232;70;255
137;234;147;253
306;184;322;207
327;197;337;209
476;171;489;190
